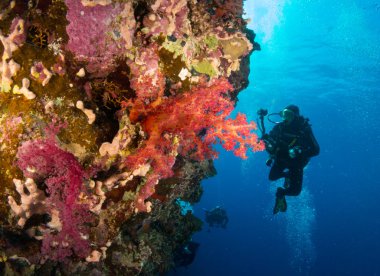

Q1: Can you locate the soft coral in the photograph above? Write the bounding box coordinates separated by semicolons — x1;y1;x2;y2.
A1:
16;137;92;260
127;78;264;211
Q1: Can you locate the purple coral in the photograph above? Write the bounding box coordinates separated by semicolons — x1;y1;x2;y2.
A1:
30;61;52;86
9;17;27;45
143;0;189;38
127;44;165;104
16;137;92;260
64;0;134;77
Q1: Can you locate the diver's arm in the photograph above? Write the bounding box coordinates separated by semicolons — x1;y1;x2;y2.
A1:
264;125;281;155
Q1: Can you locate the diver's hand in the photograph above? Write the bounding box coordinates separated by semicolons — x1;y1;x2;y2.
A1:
289;146;302;158
262;134;270;141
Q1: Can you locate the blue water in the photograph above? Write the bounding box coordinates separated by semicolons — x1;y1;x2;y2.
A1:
171;1;380;275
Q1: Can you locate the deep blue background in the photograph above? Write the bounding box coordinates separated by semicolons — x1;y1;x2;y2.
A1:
171;0;380;275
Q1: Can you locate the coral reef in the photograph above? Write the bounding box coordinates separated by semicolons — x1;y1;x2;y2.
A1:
0;0;262;274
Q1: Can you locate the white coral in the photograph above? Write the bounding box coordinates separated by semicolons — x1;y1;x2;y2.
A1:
8;178;62;233
0;1;15;21
8;178;47;227
81;0;112;7
0;18;25;92
103;164;151;190
76;100;96;124
13;78;36;100
99;114;136;158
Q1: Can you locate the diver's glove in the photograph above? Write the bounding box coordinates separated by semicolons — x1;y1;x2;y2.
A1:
289;146;302;159
263;135;276;154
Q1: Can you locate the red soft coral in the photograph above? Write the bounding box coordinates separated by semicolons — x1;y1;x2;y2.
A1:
127;78;264;211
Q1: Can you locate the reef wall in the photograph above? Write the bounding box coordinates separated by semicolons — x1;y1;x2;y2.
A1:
0;0;262;274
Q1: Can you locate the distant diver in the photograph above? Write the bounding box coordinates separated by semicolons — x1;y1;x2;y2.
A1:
257;105;320;214
204;206;229;228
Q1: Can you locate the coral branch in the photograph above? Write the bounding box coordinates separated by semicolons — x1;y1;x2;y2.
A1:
8;178;47;227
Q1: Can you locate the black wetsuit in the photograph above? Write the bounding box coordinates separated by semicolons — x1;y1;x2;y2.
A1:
205;208;228;228
265;116;320;197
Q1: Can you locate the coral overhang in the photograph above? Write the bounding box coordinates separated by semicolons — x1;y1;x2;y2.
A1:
0;0;261;274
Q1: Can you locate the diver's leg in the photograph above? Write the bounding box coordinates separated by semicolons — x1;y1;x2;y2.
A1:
273;166;303;213
272;162;289;213
282;166;303;196
269;161;287;181
274;186;288;214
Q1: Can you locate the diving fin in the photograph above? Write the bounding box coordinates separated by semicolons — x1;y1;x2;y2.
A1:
273;196;287;214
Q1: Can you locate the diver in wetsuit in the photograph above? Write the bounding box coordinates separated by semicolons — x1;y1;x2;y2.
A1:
204;206;229;228
262;105;320;214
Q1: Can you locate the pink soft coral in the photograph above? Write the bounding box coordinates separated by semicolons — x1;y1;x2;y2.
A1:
16;137;92;260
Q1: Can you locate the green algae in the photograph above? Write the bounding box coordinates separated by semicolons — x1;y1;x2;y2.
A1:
220;36;250;60
203;34;219;49
192;59;217;77
161;38;185;60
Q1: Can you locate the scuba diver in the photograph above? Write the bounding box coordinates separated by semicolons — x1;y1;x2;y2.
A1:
257;105;320;214
204;206;229;228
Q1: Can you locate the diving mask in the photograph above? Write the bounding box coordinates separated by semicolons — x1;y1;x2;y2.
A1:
280;108;295;123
